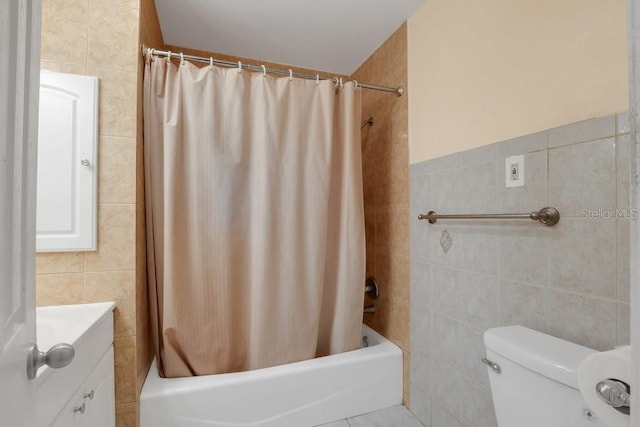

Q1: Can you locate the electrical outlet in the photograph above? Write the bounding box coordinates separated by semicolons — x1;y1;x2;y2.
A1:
505;155;524;188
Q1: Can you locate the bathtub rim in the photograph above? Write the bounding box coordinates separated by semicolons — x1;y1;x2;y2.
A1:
141;323;400;399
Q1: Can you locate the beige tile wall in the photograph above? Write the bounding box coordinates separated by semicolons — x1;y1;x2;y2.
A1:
38;0;147;425
351;24;410;404
136;0;163;409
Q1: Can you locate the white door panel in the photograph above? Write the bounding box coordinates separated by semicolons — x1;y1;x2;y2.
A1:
36;72;98;252
0;0;42;425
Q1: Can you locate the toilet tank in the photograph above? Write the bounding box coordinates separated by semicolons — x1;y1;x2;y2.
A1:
484;326;607;427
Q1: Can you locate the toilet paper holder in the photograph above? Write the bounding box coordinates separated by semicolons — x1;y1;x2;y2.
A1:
596;379;631;414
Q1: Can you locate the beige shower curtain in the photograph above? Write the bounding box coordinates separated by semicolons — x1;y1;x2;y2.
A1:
143;57;365;378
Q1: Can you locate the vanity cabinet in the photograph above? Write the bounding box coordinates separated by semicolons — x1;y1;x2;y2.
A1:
51;347;115;427
36;303;116;427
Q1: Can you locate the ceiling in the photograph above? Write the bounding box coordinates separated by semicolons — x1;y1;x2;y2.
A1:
153;0;425;75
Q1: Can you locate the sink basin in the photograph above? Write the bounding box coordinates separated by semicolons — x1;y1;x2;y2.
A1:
36;302;115;426
36;302;115;364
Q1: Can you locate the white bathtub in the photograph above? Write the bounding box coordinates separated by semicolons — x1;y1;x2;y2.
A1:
140;324;403;427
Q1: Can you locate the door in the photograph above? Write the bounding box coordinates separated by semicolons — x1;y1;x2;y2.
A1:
0;0;42;425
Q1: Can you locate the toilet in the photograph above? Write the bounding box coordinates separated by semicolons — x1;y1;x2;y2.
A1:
484;325;607;427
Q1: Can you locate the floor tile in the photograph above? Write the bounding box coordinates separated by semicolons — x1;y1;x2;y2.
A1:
346;405;423;427
315;421;350;427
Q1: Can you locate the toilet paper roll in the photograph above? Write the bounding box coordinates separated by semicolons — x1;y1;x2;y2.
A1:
577;346;631;427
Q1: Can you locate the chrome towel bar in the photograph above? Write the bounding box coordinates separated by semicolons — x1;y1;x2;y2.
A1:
417;206;560;226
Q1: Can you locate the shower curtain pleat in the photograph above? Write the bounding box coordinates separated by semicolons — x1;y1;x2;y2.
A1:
143;57;365;377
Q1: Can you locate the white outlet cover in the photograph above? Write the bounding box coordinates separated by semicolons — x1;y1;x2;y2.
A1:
505;155;525;188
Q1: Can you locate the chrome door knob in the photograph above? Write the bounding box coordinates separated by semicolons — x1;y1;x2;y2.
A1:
26;343;75;380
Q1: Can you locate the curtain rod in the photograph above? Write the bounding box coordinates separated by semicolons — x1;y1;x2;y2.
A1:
142;45;404;97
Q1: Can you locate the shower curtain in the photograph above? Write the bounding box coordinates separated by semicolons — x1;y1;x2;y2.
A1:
143;57;365;378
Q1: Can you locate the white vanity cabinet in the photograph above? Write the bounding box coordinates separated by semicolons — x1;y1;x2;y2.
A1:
51;347;115;427
36;303;117;427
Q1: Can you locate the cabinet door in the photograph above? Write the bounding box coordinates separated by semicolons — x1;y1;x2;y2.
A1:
36;71;98;252
83;347;115;427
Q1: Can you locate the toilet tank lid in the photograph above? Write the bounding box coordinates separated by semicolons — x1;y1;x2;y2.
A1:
484;326;597;389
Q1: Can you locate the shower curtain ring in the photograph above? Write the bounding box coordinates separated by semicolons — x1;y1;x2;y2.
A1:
354;80;358;88
289;69;293;81
316;74;320;86
179;52;184;65
333;77;339;88
168;51;172;63
238;61;242;73
339;78;344;88
209;57;213;69
262;65;267;77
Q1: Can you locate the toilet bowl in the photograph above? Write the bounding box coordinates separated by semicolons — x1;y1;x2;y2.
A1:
484;325;607;427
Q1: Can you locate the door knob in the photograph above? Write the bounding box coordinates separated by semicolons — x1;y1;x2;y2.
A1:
26;343;75;380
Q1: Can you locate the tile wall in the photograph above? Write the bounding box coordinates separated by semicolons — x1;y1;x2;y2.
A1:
136;0;163;414
38;0;149;425
352;24;410;403
409;114;631;427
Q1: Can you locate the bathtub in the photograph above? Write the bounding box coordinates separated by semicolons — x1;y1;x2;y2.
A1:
140;324;403;427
